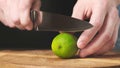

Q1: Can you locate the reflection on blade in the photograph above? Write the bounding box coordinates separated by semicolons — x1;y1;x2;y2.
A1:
35;11;93;32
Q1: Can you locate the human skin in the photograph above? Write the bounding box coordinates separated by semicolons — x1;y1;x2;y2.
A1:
0;0;40;30
0;0;120;58
72;0;120;57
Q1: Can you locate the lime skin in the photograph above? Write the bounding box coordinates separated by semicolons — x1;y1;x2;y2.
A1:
51;33;78;59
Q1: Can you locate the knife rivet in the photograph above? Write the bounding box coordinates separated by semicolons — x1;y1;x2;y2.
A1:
30;10;38;23
30;10;38;30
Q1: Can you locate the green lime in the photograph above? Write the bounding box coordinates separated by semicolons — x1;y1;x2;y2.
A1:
51;33;78;59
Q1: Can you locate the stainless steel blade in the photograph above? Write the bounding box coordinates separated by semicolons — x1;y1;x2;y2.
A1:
30;10;93;32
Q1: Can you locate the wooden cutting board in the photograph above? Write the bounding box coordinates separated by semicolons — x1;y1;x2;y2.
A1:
0;49;120;68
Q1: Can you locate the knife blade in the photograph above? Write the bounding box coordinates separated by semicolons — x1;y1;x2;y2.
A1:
30;10;92;32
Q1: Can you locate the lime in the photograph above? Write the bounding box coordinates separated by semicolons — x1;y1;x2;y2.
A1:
51;33;78;59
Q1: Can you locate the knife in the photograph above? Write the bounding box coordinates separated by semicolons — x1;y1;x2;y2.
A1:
30;10;92;32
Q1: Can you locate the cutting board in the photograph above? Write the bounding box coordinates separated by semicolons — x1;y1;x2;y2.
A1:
0;49;120;68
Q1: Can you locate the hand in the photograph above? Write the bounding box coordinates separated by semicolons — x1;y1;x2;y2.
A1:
0;0;40;30
72;0;120;57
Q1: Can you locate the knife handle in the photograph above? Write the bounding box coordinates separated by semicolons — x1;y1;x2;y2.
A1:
30;10;38;23
30;10;38;30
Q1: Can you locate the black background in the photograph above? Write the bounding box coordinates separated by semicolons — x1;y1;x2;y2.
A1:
0;0;78;49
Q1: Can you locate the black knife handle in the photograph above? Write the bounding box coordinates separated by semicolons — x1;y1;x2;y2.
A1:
30;10;38;30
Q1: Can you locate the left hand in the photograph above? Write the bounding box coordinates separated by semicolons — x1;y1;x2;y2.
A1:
0;0;41;30
72;0;120;57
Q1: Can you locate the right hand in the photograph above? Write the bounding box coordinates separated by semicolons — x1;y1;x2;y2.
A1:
0;0;41;30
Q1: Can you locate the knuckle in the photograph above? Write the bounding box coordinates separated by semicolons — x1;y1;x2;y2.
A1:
20;6;28;11
19;1;31;11
104;34;111;40
5;20;15;28
20;19;31;26
94;20;102;29
98;0;108;10
103;1;108;8
11;17;20;25
110;9;119;19
9;24;15;28
22;21;31;27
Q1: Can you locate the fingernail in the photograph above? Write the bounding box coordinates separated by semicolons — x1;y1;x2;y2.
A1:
77;41;85;49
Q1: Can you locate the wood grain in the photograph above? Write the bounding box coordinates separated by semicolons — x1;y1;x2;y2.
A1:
0;49;120;68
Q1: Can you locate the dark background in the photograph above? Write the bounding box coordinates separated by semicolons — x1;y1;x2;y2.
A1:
0;0;77;49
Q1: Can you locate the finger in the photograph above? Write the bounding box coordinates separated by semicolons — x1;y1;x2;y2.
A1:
95;17;120;55
9;1;20;26
20;9;33;30
15;24;25;30
0;9;13;27
77;8;106;49
31;0;41;10
79;9;118;57
3;1;21;29
19;0;34;30
3;14;16;28
0;10;8;26
72;1;85;20
94;41;115;56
